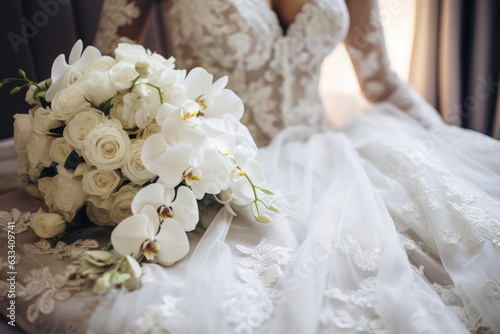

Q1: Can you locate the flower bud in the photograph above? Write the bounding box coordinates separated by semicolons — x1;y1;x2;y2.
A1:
268;205;280;213
31;209;67;238
135;59;152;78
10;86;21;95
255;214;272;224
259;188;275;195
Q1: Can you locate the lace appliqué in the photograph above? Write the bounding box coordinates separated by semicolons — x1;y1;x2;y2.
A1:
0;209;32;233
399;152;500;248
320;277;384;333
224;238;293;334
128;295;183;334
94;0;140;55
17;266;85;323
24;239;99;263
339;234;380;271
269;191;304;218
483;281;500;298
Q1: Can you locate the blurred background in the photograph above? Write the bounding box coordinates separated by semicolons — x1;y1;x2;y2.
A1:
0;0;499;140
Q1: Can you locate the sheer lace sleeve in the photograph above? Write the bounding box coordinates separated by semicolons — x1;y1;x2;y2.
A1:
94;0;154;55
344;0;443;127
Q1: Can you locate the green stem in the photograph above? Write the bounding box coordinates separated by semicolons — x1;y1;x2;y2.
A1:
144;83;163;104
129;75;141;92
233;160;261;217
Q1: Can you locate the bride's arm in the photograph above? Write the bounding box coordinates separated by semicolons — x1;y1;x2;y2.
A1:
344;0;443;127
94;0;154;55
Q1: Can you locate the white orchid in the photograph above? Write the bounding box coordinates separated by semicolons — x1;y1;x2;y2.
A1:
152;143;231;199
46;40;101;101
200;113;258;157
155;91;201;128
131;183;198;232
183;68;244;120
111;204;189;265
141;117;207;175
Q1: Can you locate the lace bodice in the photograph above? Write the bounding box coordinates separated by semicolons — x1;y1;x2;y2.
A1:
162;0;349;146
95;0;441;146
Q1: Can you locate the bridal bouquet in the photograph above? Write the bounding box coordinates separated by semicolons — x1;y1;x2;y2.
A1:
2;40;277;293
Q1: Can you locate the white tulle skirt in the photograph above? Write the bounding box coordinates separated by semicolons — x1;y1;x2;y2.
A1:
87;103;500;333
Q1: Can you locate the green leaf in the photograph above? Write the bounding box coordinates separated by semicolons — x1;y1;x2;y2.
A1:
49;125;65;135
196;222;207;231
39;97;50;109
64;150;83;170
39;165;58;179
98;96;115;115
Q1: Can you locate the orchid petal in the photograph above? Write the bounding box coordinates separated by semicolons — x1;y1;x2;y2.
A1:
156;103;182;127
191;149;231;200
155;144;194;188
184;67;213;100
177;128;208;162
139;204;161;236
141;133;169;174
73;45;101;70
45;71;72;102
161;117;180;146
206;89;244;120
131;183;169;215
210;76;228;96
171;186;199;231
155;218;190;265
50;54;70;83
111;214;151;258
68;40;83;65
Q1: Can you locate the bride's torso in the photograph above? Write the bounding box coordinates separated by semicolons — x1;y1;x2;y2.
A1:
162;0;349;146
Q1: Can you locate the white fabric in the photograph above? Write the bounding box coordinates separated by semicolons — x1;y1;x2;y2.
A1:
88;0;500;333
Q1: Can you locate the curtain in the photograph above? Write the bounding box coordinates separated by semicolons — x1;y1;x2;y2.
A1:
0;0;166;140
409;0;500;139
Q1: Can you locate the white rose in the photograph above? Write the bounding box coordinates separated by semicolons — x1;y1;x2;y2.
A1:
121;139;155;185
110;184;140;224
26;133;55;170
13;114;34;152
31;209;67;238
81;119;131;170
32;107;62;135
109;94;136;130
82;168;121;199
63;110;105;150
37;166;88;221
136;122;161;139
51;83;90;121
109;62;139;91
49;137;74;166
86;71;116;106
87;56;117;72
86;196;114;226
74;162;92;177
114;43;148;62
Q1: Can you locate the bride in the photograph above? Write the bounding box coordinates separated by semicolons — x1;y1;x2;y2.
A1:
2;0;499;333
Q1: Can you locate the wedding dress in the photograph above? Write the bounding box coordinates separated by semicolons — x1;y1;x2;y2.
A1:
1;0;500;333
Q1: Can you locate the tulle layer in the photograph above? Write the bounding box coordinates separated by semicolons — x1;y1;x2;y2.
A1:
86;105;500;333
